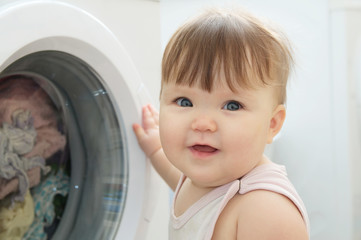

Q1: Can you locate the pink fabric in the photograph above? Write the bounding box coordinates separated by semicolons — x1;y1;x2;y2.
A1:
171;162;310;240
0;78;57;129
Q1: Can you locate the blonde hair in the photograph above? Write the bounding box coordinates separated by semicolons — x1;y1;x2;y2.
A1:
161;7;293;104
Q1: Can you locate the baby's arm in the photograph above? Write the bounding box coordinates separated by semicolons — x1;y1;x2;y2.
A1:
132;104;181;191
213;190;309;239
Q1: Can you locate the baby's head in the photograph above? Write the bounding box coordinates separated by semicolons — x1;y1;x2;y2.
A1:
161;7;293;104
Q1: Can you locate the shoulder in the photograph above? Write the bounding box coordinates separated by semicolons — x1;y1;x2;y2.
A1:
213;190;308;240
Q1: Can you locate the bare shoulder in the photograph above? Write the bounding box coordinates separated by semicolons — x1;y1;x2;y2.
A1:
213;190;308;240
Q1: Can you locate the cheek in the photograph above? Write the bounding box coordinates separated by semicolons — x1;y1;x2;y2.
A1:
159;113;170;146
159;112;181;156
159;120;185;170
226;121;269;154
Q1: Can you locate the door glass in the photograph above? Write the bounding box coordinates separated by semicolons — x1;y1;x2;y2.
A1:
0;51;127;240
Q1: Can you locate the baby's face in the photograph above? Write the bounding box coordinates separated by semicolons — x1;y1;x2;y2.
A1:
159;81;279;188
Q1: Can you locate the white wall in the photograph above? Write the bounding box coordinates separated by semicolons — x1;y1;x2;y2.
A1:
160;0;355;239
330;4;361;239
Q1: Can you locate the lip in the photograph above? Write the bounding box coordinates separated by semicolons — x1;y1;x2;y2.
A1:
188;144;219;159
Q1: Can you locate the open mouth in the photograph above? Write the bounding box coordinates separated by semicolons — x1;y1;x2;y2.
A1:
190;145;218;157
192;145;217;152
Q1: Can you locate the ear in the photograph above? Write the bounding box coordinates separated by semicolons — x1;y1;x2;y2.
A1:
267;104;286;144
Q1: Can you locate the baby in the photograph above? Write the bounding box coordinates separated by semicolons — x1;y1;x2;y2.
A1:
133;7;309;239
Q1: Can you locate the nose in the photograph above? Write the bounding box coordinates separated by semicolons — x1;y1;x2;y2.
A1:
191;115;217;132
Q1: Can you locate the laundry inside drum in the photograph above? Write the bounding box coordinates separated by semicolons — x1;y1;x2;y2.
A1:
0;76;69;240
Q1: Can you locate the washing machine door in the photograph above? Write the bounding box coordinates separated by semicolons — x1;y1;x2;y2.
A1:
0;1;156;240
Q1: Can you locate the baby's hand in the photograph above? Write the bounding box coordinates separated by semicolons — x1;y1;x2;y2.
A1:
132;104;161;158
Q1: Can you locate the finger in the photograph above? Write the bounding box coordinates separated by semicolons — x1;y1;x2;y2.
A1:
142;106;157;129
148;104;159;125
132;123;146;140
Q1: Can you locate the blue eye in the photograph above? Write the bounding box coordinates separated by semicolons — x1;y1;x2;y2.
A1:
223;101;242;111
176;97;193;107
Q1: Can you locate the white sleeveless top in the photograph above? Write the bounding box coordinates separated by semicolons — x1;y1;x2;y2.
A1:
169;162;310;240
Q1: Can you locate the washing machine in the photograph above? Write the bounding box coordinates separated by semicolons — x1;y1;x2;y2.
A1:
0;0;168;239
330;1;361;239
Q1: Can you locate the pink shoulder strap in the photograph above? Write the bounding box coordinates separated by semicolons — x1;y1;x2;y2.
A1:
204;163;310;239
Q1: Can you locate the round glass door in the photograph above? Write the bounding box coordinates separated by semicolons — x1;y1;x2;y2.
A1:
0;51;127;240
